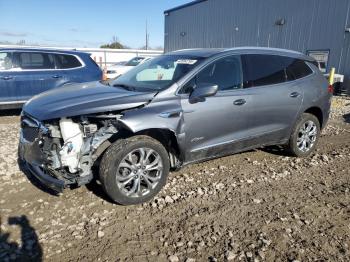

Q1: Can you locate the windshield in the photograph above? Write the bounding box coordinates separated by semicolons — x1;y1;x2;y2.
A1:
111;55;204;91
125;57;145;66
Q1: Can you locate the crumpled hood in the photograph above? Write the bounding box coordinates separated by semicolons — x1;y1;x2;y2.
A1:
23;81;156;121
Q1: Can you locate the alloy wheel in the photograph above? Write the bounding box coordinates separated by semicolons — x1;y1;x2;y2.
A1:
116;147;163;198
297;120;318;153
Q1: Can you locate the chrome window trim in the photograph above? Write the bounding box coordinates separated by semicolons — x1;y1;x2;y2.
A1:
175;53;316;96
0;100;27;105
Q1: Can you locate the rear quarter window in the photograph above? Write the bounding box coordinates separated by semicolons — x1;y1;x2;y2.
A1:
55;54;82;69
286;60;313;80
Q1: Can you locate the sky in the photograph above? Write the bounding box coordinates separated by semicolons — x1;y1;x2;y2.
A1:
0;0;191;49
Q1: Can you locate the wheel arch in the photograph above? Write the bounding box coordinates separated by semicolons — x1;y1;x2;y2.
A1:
107;125;183;169
304;106;324;128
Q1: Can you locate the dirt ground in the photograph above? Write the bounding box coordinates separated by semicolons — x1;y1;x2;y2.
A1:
0;97;349;262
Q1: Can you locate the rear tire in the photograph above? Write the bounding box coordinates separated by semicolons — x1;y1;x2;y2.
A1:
286;113;320;157
99;135;170;205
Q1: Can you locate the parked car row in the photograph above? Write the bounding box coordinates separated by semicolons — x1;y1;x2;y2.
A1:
0;48;157;109
106;56;152;79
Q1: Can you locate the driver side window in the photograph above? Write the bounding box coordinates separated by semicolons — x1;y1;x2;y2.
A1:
180;55;243;94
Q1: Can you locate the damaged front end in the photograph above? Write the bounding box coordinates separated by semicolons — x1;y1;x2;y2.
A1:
19;112;120;192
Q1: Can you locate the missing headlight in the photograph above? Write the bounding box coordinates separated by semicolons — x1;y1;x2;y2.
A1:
83;124;98;136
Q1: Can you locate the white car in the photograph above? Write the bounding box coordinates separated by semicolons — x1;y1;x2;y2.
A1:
106;56;152;79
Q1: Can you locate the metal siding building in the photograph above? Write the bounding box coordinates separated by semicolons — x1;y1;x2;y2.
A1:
164;0;350;89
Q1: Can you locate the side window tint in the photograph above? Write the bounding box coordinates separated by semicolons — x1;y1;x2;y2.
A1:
55;54;82;69
0;52;13;70
17;52;55;70
242;54;295;88
198;56;242;91
181;77;196;94
286;59;313;80
181;55;242;93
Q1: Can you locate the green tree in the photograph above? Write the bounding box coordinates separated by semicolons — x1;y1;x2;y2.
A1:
100;36;127;49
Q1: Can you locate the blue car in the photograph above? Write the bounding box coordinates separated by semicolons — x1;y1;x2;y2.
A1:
0;48;102;109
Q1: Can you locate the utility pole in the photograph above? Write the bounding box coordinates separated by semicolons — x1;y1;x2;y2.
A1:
145;20;149;50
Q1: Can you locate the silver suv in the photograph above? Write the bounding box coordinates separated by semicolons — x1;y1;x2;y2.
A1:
19;47;332;205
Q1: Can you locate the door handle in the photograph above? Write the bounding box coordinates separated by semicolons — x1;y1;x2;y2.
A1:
52;75;62;79
290;92;300;98
233;99;246;106
0;76;13;80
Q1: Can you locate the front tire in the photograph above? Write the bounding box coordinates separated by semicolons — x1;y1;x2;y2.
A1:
99;136;170;205
286;113;320;157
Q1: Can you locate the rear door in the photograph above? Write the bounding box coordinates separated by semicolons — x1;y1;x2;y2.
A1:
239;54;305;145
12;51;65;101
54;53;84;83
0;51;17;103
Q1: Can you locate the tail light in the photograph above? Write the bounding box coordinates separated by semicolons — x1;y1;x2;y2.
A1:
328;84;334;94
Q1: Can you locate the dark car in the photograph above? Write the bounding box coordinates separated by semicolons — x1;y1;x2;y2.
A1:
0;48;102;109
19;47;332;205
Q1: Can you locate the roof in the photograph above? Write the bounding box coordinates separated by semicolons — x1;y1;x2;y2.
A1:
167;48;226;57
0;47;87;56
164;0;208;14
167;47;315;61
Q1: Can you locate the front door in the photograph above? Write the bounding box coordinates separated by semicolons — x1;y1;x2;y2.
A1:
179;55;251;163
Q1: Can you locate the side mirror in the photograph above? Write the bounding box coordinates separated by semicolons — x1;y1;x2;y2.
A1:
189;84;218;103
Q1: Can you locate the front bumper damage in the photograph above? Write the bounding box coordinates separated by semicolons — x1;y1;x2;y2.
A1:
22;162;67;192
18;113;118;193
19;126;74;192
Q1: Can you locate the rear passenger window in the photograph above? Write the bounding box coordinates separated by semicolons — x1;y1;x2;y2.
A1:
242;54;313;88
55;54;82;69
286;59;313;80
17;52;55;70
242;54;291;87
0;52;13;70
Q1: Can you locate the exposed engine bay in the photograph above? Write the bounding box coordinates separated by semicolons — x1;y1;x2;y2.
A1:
20;113;121;187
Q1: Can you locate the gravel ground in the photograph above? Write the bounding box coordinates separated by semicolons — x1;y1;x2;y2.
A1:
0;97;349;262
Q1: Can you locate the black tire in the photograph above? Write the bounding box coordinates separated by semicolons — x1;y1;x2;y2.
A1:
99;135;170;205
286;113;321;157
